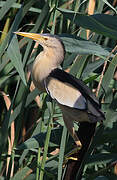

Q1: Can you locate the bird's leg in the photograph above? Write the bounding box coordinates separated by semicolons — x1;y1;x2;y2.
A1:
63;114;82;148
63;114;82;163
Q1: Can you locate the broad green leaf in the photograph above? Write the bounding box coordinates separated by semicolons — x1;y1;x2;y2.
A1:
70;55;88;78
58;8;117;40
0;54;10;72
0;75;12;86
86;153;117;166
84;73;99;83
17;127;63;150
82;59;105;78
25;88;40;107
0;60;14;76
10;166;34;180
7;35;27;86
95;127;117;145
101;54;117;93
0;1;41;13
19;118;43;165
62;53;77;69
0;0;17;21
44;158;58;178
60;35;110;56
103;93;117;128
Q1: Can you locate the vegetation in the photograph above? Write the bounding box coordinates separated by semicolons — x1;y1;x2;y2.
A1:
0;0;117;179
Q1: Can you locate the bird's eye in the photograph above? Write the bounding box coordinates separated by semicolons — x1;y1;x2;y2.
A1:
44;37;48;41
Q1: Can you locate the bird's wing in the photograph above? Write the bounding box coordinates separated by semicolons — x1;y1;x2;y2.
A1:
45;68;105;119
45;77;86;110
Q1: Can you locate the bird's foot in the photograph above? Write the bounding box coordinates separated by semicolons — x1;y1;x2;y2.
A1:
63;145;82;167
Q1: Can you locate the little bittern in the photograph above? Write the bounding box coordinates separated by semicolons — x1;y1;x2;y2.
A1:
15;32;105;149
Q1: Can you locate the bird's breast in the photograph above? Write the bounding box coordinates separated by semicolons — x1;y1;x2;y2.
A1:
31;50;62;92
31;61;46;92
31;55;55;92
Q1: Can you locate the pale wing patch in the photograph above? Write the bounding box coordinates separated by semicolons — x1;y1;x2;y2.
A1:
45;77;86;109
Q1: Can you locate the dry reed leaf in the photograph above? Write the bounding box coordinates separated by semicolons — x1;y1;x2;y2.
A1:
114;71;117;80
0;91;15;177
114;163;117;175
22;169;33;180
50;148;60;156
65;68;70;73
113;0;117;7
87;0;96;39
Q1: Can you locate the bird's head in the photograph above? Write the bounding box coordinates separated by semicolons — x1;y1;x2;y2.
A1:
15;32;64;51
15;32;65;65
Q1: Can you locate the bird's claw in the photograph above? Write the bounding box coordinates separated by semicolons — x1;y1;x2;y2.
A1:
63;146;82;167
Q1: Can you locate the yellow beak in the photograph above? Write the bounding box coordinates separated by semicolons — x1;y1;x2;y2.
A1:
14;32;43;41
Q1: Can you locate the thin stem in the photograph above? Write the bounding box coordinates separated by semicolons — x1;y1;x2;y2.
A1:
96;45;117;97
36;148;41;180
96;61;107;97
39;100;54;180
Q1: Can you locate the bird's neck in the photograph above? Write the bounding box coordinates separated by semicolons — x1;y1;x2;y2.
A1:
32;47;64;91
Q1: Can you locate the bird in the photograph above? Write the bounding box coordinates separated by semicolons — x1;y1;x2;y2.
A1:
15;32;105;151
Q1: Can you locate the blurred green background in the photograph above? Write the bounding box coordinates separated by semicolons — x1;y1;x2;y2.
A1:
0;0;117;179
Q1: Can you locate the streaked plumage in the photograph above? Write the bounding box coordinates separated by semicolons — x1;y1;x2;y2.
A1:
15;32;105;147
